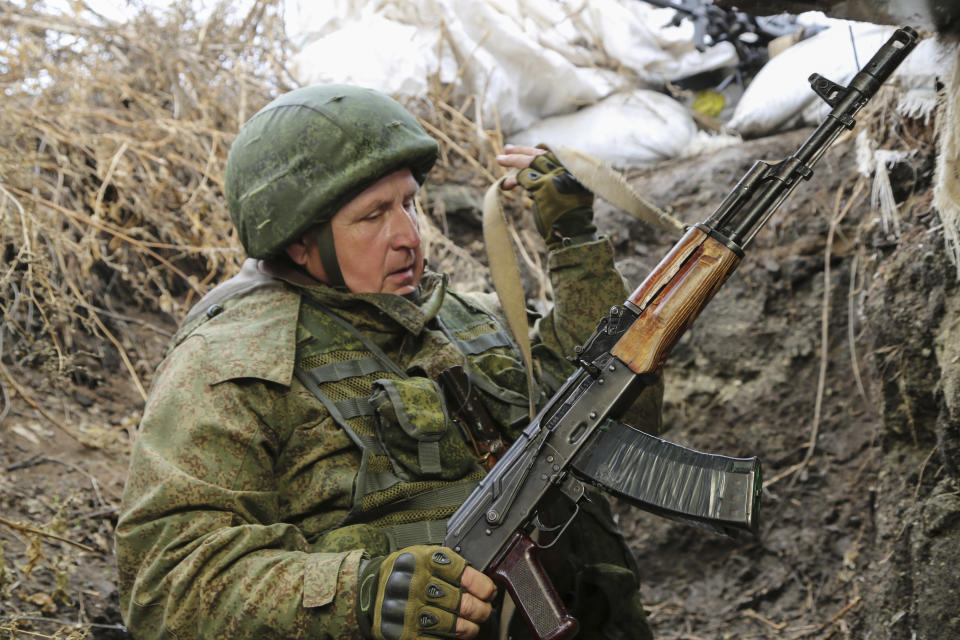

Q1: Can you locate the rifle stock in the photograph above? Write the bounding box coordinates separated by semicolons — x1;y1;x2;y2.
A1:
445;27;919;640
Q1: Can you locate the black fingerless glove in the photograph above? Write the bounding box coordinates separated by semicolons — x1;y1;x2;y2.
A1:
516;151;596;248
357;546;467;640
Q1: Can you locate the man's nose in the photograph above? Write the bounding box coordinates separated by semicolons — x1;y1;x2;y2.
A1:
389;204;421;249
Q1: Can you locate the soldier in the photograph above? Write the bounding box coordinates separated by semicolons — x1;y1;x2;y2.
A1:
116;84;661;640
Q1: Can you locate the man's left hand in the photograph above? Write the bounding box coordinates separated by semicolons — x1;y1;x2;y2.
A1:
496;144;547;190
496;145;596;246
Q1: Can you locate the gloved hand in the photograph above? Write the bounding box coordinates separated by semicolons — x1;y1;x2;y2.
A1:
356;545;496;640
515;150;596;247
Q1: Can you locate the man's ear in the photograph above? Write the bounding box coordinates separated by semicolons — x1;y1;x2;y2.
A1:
284;233;310;266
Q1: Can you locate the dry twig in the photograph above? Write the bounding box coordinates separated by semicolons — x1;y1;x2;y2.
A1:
846;252;871;406
742;608;788;631
817;596;862;632
0;516;100;554
0;360;90;447
915;444;939;500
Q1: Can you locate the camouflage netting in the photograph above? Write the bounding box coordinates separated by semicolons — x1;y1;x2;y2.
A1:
0;0;520;395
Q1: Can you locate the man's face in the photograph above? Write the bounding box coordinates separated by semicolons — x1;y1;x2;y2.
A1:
287;169;424;295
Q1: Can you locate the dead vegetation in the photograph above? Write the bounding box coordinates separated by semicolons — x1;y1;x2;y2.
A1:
0;0;292;400
0;0;543;401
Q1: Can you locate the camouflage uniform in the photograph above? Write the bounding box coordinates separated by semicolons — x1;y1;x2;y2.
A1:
117;83;660;640
117;237;660;639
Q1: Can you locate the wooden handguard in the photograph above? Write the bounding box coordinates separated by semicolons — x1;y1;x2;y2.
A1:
489;532;579;640
612;226;741;374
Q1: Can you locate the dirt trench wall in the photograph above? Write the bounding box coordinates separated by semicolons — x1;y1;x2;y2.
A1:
856;225;960;639
852;56;960;637
600;116;959;638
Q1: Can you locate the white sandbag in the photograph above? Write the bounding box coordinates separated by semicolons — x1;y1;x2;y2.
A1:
894;38;955;123
436;0;617;134
680;130;744;159
288;0;618;134
287;0;737;136
728;21;897;137
284;0;363;47
289;11;441;99
509;90;697;168
894;36;951;91
801;33;949;127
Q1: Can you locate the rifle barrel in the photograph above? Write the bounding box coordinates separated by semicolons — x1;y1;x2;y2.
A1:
714;27;919;246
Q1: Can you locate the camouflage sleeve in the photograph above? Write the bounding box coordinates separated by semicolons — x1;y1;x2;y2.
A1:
116;335;364;640
526;239;658;638
534;237;663;434
534;238;627;355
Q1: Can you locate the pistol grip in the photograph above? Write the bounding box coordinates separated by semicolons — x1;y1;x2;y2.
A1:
489;532;579;640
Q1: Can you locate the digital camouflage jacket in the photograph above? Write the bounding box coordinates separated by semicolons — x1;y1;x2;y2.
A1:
116;238;661;640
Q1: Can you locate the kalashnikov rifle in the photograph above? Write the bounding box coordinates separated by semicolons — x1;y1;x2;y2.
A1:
444;26;919;640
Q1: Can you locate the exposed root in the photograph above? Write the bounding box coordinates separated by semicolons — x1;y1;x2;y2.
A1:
788;178;866;487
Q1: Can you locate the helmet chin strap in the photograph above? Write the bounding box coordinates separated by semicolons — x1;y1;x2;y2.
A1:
316;222;348;290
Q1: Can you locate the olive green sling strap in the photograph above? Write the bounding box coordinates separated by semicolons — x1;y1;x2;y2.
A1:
550;146;685;235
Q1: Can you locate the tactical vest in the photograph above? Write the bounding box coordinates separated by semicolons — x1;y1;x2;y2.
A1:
293;280;537;553
176;261;557;553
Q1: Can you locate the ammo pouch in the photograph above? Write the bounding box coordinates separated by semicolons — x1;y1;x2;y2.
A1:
292;288;545;552
369;377;478;481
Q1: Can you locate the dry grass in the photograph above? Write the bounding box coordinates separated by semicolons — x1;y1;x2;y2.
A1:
0;1;535;397
0;0;293;393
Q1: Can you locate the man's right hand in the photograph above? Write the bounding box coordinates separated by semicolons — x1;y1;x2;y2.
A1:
357;545;497;640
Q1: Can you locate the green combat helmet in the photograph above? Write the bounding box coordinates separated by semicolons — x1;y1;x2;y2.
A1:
225;84;438;285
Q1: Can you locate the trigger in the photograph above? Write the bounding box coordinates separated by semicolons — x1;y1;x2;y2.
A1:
532;475;586;549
